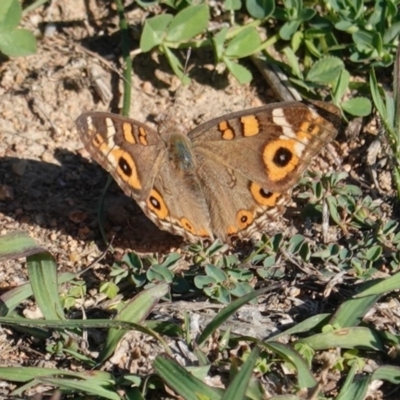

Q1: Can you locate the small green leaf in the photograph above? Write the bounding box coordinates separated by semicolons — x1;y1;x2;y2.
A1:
212;27;228;60
365;246;382;262
326;196;341;225
159;252;181;268
0;0;21;33
298;8;315;22
304;37;321;58
140;14;173;52
341;97;372;117
353;30;373;51
99;281;119;299
230;282;253;297
291;31;303;52
162;45;190;85
0;28;36;57
287;234;305;254
280;20;300;41
245;0;275;19
372;32;383;56
212;286;231;304
306;56;344;84
370;69;387;121
194;275;216;289
224;27;261;58
299;241;311;262
166;4;209;43
223;57;252;83
205;264;227;283
283;47;303;79
225;0;242;11
384;21;400;44
332;69;350;103
147;265;174;283
335;20;357;33
135;0;158;7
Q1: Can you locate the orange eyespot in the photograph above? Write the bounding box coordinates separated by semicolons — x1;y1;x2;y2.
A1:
263;140;298;181
180;217;196;234
110;149;142;190
147;189;168;219
249;182;280;207
236;210;253;230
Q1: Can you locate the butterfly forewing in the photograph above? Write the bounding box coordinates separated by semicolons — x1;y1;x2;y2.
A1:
189;101;340;193
76;112;163;201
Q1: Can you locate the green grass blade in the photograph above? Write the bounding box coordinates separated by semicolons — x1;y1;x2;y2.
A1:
371;365;400;384
299;326;384;351
0;366;112;383
329;283;380;328
27;252;65;320
221;346;259;400
154;354;223;400
114;0;131;116
336;363;369;400
0;231;47;261
39;377;119;400
353;272;400;297
267;313;331;340
263;342;317;390
0;271;78;316
394;40;400;137
98;283;169;362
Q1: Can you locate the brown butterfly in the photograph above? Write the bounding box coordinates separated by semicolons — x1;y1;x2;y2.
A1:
76;101;340;242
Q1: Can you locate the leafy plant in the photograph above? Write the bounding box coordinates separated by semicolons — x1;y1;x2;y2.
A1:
194;264;254;304
137;0;382;115
0;0;36;57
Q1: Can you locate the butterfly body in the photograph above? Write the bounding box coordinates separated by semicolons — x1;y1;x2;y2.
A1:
76;101;340;243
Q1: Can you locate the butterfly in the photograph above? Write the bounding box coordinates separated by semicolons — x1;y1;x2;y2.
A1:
76;101;340;243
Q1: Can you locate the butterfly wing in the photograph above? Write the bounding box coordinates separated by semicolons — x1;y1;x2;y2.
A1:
188;101;340;241
76;112;163;201
76;113;214;242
